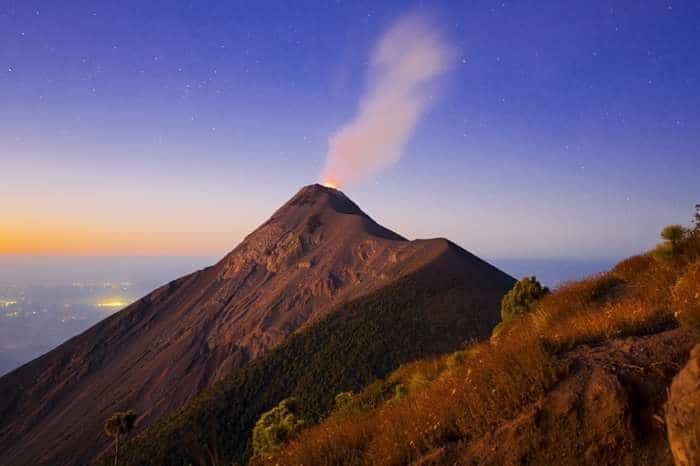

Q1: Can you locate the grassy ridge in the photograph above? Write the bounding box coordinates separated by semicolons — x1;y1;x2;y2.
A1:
267;226;700;465
105;250;510;466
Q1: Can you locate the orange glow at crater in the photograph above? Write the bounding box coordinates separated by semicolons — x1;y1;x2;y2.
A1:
321;179;340;189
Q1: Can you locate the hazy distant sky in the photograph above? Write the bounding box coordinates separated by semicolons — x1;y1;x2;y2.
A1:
2;1;699;259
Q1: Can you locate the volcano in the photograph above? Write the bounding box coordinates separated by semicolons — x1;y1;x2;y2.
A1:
0;184;514;466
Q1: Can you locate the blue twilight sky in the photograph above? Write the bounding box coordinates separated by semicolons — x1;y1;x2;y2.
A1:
1;0;698;259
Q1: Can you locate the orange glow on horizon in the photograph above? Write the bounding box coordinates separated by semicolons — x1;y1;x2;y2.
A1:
0;223;242;256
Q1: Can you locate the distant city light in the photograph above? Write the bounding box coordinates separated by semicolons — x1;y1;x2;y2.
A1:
96;299;130;309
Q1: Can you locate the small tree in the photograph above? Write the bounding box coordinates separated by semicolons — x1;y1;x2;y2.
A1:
694;204;700;231
655;224;688;260
446;349;467;370
500;276;549;324
252;398;304;457
661;224;687;249
103;410;137;466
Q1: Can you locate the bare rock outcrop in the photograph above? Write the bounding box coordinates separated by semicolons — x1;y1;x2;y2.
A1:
667;343;700;466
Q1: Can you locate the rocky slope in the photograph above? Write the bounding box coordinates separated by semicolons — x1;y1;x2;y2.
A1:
441;328;694;465
0;184;514;466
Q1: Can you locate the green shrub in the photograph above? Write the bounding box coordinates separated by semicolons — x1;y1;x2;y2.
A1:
332;391;357;418
652;242;673;261
392;383;408;401
500;276;549;323
334;391;355;409
662;224;687;248
655;224;688;261
446;349;467;369
252;398;304;457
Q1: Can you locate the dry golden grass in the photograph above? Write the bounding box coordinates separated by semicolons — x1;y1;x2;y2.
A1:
672;259;700;331
266;232;700;466
270;324;561;466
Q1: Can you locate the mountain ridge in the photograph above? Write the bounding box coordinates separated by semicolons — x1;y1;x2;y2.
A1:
0;184;514;466
104;236;515;466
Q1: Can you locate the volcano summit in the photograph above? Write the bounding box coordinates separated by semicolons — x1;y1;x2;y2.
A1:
0;184;514;466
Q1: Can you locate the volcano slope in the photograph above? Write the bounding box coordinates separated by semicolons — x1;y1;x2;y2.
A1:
0;184;514;466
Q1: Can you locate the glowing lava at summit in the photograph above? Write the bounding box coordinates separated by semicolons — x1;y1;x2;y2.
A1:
321;179;340;189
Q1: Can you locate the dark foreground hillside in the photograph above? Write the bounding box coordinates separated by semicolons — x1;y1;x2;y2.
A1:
265;219;700;466
103;241;514;466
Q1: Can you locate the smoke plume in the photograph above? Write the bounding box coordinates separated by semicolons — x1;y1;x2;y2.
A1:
321;13;453;188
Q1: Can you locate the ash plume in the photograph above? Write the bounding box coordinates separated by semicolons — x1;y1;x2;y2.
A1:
321;13;454;188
